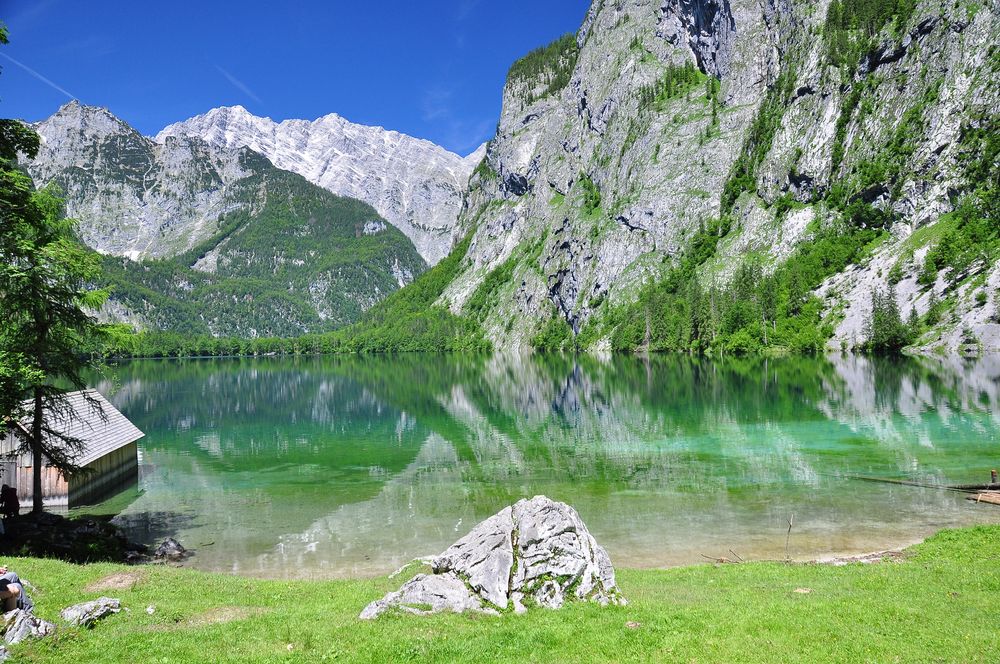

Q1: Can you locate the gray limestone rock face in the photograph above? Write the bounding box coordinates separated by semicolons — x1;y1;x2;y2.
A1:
508;496;622;609
2;609;56;645
360;496;625;619
158;106;483;265
431;506;515;608
59;597;122;628
446;0;999;354
27;102;256;259
359;572;493;620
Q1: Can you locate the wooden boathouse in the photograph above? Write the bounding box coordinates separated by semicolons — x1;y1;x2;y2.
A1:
1;390;144;508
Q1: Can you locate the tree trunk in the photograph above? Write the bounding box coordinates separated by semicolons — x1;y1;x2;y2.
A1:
31;388;44;514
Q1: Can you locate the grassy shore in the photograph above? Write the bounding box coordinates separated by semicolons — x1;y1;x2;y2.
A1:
8;525;1000;663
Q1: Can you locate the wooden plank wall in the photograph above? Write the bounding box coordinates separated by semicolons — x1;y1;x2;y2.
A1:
15;465;68;506
9;442;138;508
67;442;139;507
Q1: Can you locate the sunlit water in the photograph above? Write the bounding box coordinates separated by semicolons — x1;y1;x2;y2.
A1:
80;353;1000;579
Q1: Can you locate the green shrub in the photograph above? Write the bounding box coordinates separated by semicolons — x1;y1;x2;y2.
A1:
507;34;580;105
578;173;602;217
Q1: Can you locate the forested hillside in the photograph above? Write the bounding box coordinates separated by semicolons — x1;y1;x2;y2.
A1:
98;169;426;338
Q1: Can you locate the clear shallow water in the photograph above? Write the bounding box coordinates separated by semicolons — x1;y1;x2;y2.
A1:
80;353;1000;578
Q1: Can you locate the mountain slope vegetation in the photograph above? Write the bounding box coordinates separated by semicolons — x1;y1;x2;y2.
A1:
98;168;426;338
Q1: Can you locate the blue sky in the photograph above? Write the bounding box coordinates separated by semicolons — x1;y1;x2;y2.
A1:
0;1;590;155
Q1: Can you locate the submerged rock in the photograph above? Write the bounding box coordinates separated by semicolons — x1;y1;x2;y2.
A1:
2;609;55;644
360;496;625;619
60;597;121;628
153;538;189;561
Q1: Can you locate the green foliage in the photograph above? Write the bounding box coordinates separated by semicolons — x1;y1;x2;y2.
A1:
531;308;574;351
506;33;580;105
578;173;602;218
920;119;999;285
465;253;519;321
887;260;904;285
923;290;945;326
773;193;803;222
823;0;918;68
721;63;797;213
98;171;427;338
0;167;110;508
472;156;497;182
603;205;886;354
863;285;913;353
105;235;488;357
637;61;702;112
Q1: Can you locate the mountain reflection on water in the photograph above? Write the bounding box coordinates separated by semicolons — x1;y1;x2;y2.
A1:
84;353;1000;578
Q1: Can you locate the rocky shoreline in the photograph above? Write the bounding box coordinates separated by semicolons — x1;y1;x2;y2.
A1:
0;512;189;566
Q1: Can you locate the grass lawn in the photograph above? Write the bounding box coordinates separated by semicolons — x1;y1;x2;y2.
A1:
8;525;1000;663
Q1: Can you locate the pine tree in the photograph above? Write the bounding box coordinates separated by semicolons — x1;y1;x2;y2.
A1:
0;27;110;512
864;286;910;353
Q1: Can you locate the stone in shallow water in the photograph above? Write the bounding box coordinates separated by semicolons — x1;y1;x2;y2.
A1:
360;495;626;619
60;597;122;628
153;538;189;561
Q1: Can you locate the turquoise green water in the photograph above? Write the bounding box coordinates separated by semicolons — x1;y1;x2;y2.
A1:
82;353;1000;578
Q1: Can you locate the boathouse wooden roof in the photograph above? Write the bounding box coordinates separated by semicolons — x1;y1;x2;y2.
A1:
1;390;144;467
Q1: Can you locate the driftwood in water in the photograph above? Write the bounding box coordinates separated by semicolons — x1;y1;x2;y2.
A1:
967;492;1000;506
949;483;1000;491
840;475;966;492
841;474;1000;494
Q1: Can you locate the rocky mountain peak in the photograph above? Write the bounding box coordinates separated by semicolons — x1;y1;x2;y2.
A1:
157;107;483;264
34;101;139;145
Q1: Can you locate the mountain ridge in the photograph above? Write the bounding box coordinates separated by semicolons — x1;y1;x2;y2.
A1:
23;101;428;337
157;105;485;264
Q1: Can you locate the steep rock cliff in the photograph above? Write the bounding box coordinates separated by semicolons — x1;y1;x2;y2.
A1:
440;0;999;354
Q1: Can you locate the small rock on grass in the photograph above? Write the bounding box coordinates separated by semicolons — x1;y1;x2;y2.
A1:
360;572;493;620
60;597;121;627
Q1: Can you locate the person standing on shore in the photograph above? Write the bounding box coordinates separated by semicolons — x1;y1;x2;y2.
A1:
0;485;19;519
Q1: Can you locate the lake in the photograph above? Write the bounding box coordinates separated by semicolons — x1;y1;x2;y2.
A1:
82;353;1000;578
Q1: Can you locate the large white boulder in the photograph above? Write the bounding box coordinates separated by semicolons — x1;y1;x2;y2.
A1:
360;496;626;619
